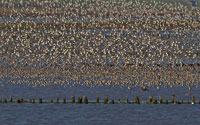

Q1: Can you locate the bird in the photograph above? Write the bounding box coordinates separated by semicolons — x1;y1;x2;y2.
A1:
185;91;191;96
0;0;199;90
142;86;149;91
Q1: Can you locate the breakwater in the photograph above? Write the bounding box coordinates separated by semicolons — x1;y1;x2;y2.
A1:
1;95;199;104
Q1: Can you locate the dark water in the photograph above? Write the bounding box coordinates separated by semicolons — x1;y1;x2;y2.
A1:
1;104;200;125
0;85;200;124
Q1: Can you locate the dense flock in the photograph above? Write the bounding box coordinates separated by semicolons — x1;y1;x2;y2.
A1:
0;0;199;90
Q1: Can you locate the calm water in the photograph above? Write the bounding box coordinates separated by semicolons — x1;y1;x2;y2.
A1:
0;102;200;125
0;85;200;124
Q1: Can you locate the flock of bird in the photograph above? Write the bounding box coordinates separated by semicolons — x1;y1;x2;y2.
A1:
0;0;199;91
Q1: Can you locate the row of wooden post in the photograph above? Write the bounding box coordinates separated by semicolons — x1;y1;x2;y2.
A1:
0;95;199;104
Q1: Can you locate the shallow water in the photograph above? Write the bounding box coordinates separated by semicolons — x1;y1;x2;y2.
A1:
0;85;200;124
0;101;200;125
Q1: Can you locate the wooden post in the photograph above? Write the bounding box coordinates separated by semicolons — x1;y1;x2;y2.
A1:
153;99;157;104
118;97;120;103
135;96;140;104
20;97;23;103
111;99;114;104
63;98;66;104
96;95;99;103
192;96;195;104
126;96;129;103
149;96;153;104
17;99;20;103
159;96;163;104
171;95;175;104
31;98;35;103
104;96;109;104
3;99;7;103
39;98;42;103
198;99;200;104
78;97;82;104
9;96;12;103
72;96;75;103
0;98;1;102
165;100;168;104
83;96;88;104
56;97;59;103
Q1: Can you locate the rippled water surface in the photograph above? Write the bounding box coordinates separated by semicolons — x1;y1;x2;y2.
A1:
0;85;200;124
1;103;200;125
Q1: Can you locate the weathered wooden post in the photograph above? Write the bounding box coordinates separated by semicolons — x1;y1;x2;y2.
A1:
198;99;200;104
31;98;35;103
171;95;175;104
3;99;7;103
153;99;157;104
104;96;109;104
165;100;168;104
39;98;42;103
17;99;20;103
83;96;88;104
192;96;195;104
72;96;75;103
159;96;163;104
135;96;140;104
0;98;1;102
63;98;66;104
9;96;12;103
78;97;82;104
20;97;23;103
126;96;129;103
149;96;153;104
111;99;114;104
96;95;99;103
118;97;120;104
56;97;59;103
